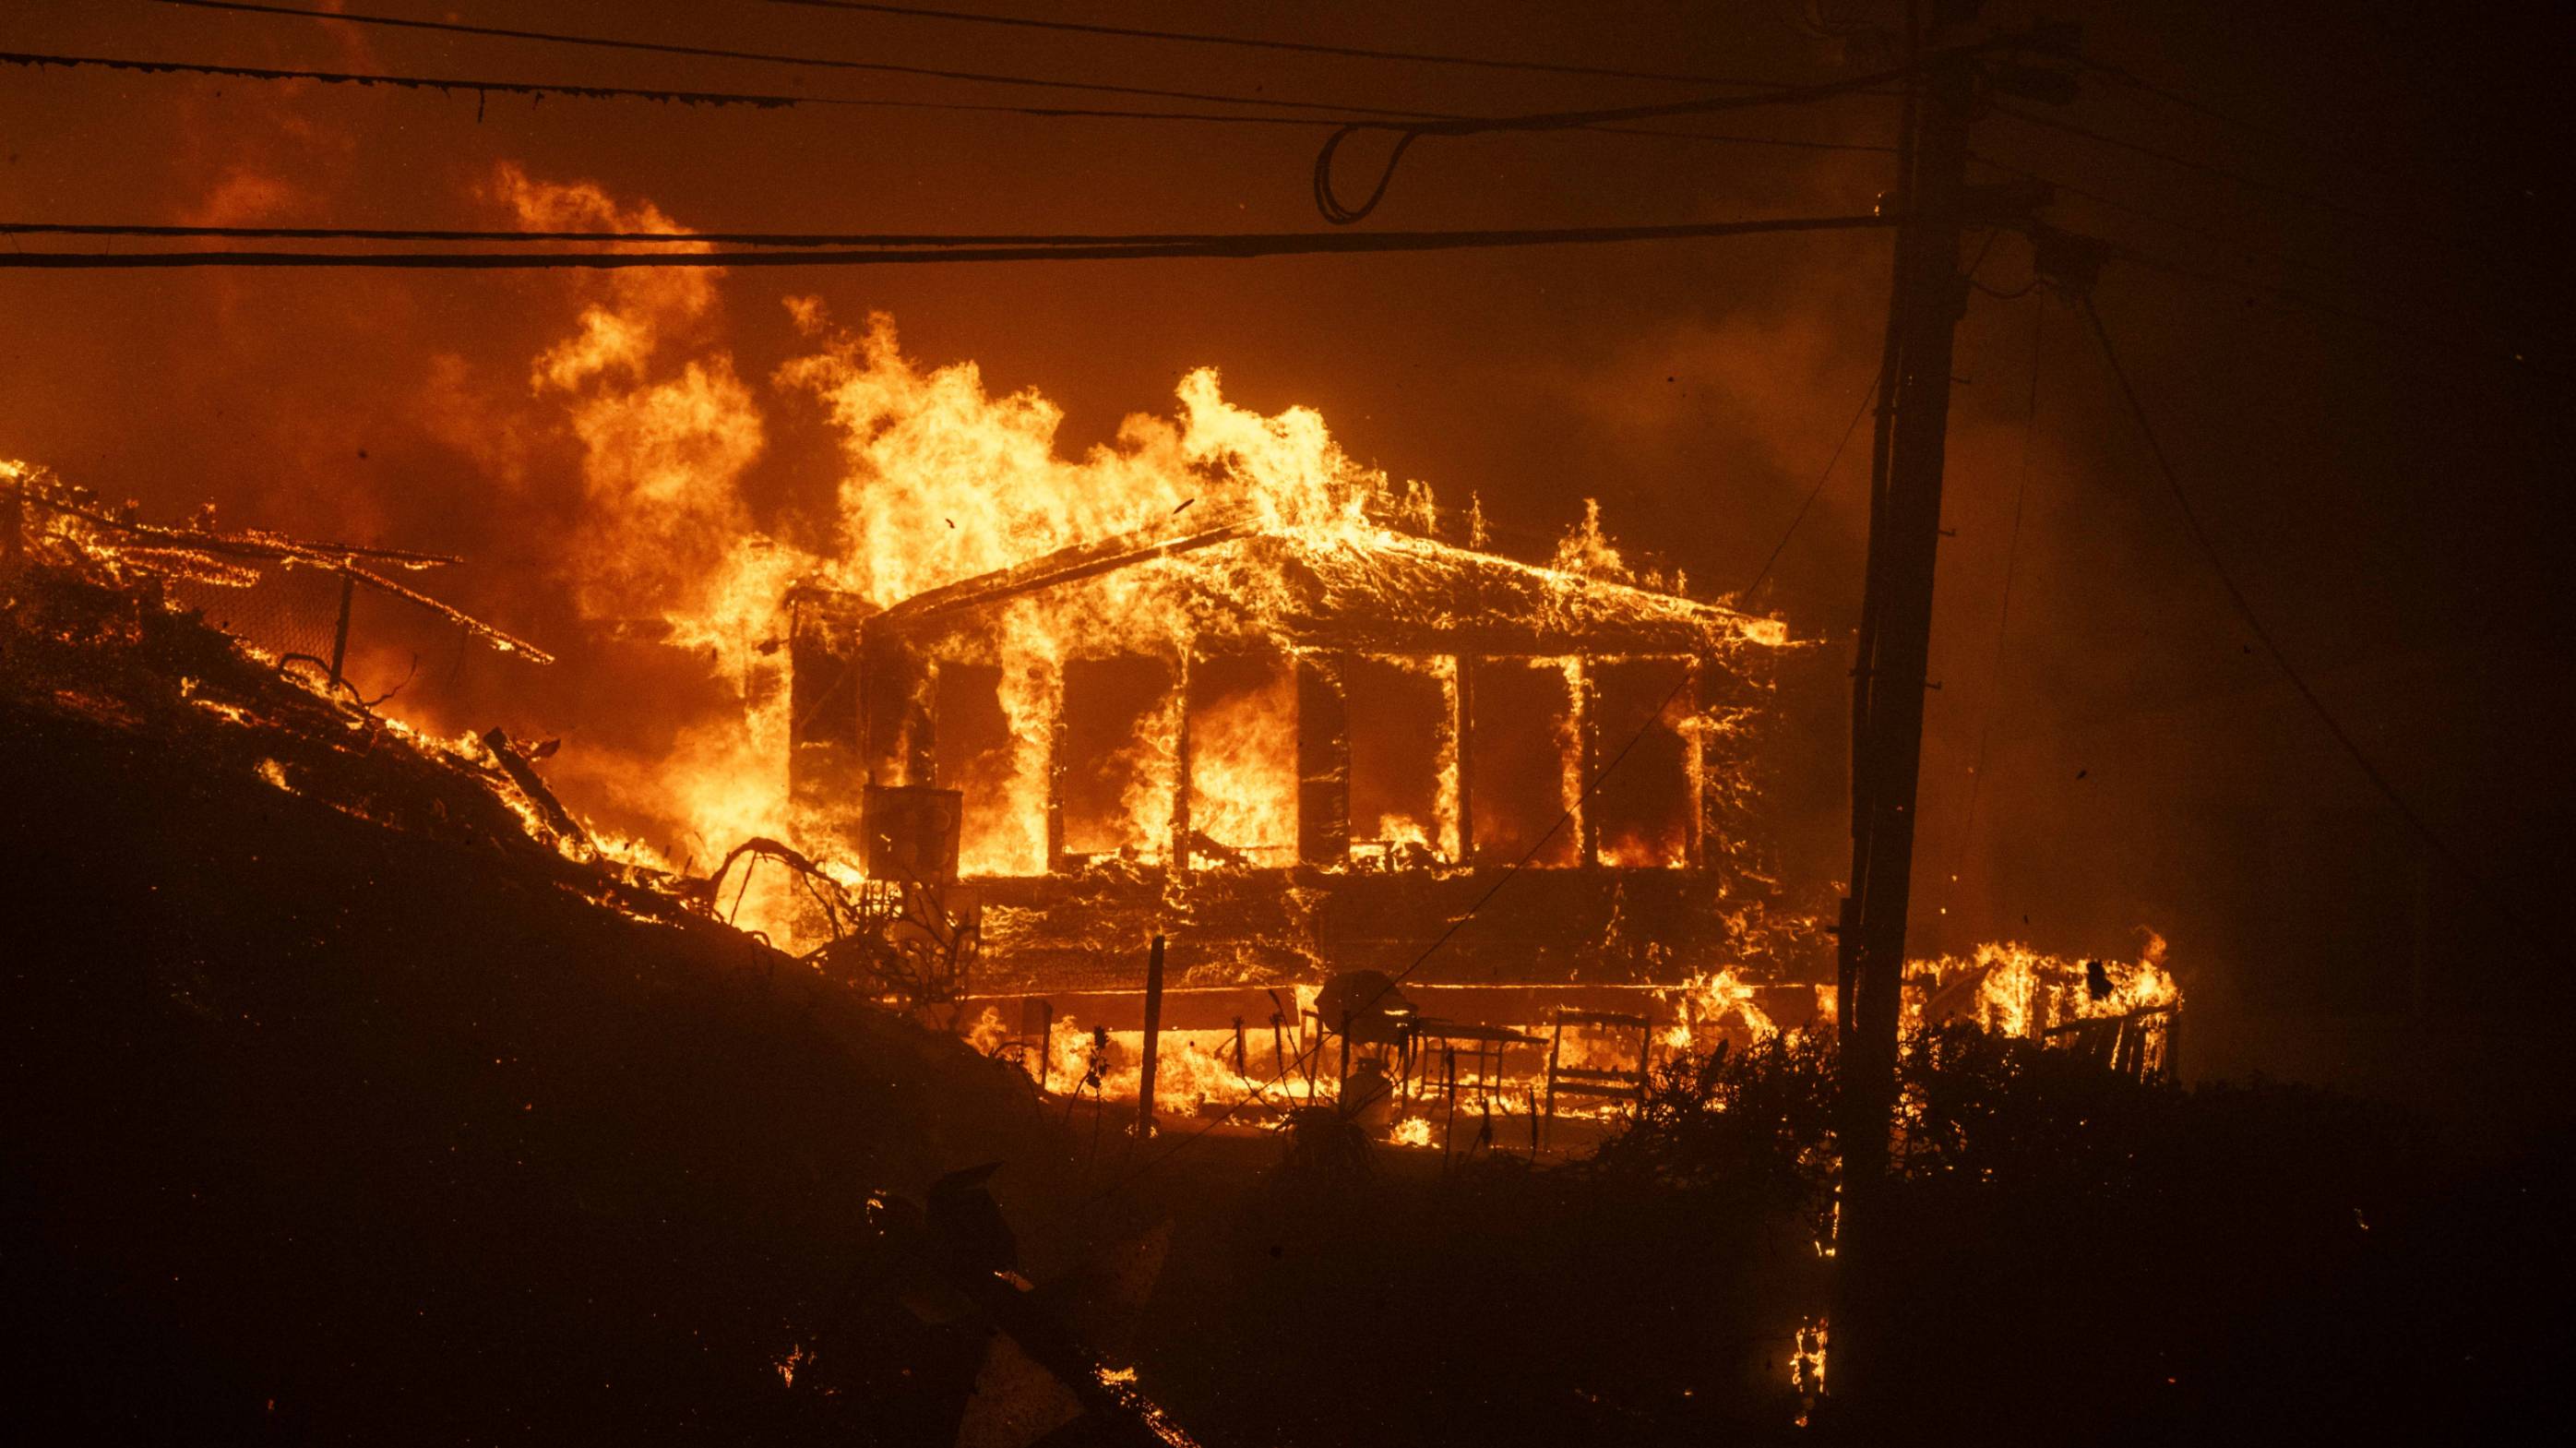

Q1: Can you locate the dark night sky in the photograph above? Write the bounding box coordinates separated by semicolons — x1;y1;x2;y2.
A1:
6;2;2571;1088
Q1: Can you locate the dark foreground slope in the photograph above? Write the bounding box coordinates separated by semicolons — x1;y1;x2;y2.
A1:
0;569;1055;1443
10;563;2576;1448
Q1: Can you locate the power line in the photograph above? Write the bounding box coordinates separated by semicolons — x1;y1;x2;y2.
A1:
0;51;1902;168
0;48;801;109
2;48;1901;159
157;0;1448;120
1989;100;2470;250
1310;43;1944;222
2105;244;2556;373
0;210;1898;269
0;47;1396;128
0;219;1426;245
125;6;1905;159
1735;370;1880;601
1308;30;2055;222
1942;294;2044;925
1979;162;2563;356
1970;151;2426;299
2078;291;2561;972
2069;53;2417;193
2072;54;2284;145
769;0;1831;91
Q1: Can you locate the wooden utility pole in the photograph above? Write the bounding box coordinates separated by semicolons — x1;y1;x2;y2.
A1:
1831;6;2071;1408
1137;934;1166;1140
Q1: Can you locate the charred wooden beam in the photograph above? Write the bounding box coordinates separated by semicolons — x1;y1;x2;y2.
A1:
1044;704;1068;875
1452;652;1476;865
869;510;1255;633
18;487;461;571
1282;623;1744;663
1575;659;1600;868
480;727;591;853
787;585;871;849
1294;652;1350;867
860;630;936;788
1684;658;1707;870
906;666;937;787
1169;652;1193;868
2;479;26;576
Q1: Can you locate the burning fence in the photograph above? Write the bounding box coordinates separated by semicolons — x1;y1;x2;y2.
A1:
958;941;2176;1144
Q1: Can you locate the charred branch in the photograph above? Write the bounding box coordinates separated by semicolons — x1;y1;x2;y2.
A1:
481;727;593;855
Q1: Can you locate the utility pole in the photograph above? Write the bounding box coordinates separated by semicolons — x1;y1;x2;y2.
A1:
1137;933;1166;1141
1831;4;2072;1410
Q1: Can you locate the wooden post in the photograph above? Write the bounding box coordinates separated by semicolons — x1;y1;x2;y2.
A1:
1;479;25;577
1025;996;1055;1091
1294;652;1350;867
1170;652;1194;869
326;568;356;688
1231;1014;1246;1076
862;632;936;786
1044;706;1068;874
1683;658;1707;870
1453;653;1477;865
1441;1044;1459;1167
905;661;937;788
787;587;870;850
1137;934;1166;1139
1543;1012;1563;1151
1575;658;1600;868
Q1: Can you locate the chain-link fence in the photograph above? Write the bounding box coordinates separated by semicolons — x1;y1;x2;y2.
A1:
8;469;546;717
167;566;352;678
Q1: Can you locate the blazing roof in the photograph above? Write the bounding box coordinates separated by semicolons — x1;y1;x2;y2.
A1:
862;507;1788;664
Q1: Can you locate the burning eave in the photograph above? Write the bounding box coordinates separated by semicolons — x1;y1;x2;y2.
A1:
859;510;1795;667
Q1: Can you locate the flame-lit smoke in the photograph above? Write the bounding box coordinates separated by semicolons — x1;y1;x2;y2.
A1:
774;309;1394;611
400;166;1468;927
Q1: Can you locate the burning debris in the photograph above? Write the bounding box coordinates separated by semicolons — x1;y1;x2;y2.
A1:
0;462;682;909
1908;936;2181;1079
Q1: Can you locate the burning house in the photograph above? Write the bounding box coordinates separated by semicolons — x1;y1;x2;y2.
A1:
774;461;1841;1103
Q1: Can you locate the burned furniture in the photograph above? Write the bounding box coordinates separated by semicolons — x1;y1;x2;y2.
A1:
1541;1008;1657;1148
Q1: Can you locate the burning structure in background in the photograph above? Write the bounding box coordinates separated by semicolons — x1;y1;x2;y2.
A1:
781;454;1801;991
